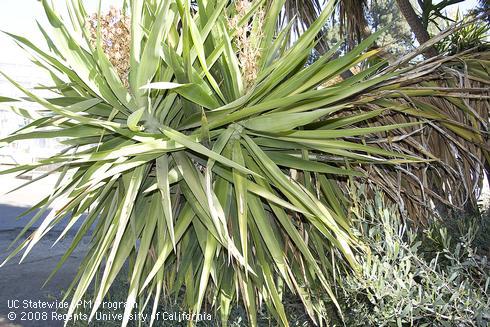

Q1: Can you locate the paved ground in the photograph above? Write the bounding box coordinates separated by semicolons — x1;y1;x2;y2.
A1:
0;170;89;327
0;217;89;327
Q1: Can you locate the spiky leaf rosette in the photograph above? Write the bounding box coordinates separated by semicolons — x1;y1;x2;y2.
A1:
0;0;488;326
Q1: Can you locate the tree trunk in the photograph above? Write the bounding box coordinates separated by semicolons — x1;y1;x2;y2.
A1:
396;0;438;58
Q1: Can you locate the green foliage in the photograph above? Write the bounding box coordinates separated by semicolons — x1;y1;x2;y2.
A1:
436;16;490;55
62;271;314;326
61;190;490;327
0;0;488;326
341;187;490;326
417;0;465;29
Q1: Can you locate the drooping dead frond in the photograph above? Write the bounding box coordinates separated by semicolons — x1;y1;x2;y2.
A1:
282;0;370;50
283;0;324;34
338;0;369;49
337;52;490;221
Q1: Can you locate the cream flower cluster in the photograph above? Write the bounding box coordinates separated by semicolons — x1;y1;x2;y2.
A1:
88;7;131;87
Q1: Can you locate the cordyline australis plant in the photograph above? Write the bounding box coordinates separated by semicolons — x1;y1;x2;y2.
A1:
0;0;488;326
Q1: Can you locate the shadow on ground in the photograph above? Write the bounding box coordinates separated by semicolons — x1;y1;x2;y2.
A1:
0;204;89;327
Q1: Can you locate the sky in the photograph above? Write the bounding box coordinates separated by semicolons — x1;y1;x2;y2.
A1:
441;0;479;12
0;0;122;64
0;0;481;65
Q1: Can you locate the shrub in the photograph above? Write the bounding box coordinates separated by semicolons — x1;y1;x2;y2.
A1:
341;187;490;326
435;15;489;55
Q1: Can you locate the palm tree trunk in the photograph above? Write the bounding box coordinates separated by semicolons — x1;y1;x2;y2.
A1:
396;0;438;58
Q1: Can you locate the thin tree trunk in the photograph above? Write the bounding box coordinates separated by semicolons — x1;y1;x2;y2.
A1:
396;0;438;58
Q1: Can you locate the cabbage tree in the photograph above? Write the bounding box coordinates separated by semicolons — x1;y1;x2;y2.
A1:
0;0;488;326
